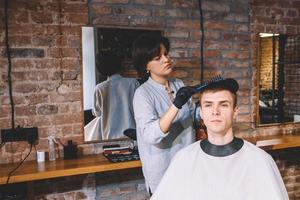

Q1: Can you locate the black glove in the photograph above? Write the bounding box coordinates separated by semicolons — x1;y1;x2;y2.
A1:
173;86;197;109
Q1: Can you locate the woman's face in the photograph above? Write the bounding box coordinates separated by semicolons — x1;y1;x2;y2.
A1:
146;44;173;80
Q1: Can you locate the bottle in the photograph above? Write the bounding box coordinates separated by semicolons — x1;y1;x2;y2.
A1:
48;136;56;161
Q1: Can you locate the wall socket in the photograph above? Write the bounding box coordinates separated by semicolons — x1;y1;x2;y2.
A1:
1;127;38;144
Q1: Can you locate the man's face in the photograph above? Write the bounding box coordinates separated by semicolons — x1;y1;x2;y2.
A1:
200;90;238;137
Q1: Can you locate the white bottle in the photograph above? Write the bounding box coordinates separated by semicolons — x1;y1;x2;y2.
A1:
48;136;56;161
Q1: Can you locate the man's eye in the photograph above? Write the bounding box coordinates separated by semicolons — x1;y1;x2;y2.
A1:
221;104;229;107
204;104;211;107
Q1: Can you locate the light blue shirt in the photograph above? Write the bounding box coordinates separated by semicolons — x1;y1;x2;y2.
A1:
133;77;197;192
92;74;140;140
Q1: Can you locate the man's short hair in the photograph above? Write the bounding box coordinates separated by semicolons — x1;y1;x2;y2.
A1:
96;51;122;76
199;78;239;108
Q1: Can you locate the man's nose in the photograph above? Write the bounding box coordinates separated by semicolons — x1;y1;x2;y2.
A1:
212;105;220;115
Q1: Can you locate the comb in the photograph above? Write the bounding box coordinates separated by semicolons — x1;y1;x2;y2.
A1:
193;75;224;92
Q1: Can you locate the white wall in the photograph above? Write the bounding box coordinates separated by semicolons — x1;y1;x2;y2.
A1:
82;27;96;110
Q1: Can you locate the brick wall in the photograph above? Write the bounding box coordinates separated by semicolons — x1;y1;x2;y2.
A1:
251;0;300;199
0;0;300;199
0;0;88;163
283;36;300;120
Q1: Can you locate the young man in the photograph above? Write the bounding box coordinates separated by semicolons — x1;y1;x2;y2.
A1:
151;78;289;200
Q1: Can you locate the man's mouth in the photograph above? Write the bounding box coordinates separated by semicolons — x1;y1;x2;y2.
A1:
211;120;222;123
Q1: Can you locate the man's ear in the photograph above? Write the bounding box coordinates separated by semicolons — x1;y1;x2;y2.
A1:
233;106;238;120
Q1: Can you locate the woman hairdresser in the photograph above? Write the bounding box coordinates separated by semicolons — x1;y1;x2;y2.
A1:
132;34;198;195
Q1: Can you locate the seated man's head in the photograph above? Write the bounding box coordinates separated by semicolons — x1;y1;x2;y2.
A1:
199;78;239;137
97;51;122;76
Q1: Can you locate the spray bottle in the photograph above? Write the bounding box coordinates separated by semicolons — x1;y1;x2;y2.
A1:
48;136;56;161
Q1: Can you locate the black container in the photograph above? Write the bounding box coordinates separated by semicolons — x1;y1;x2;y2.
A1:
63;140;78;159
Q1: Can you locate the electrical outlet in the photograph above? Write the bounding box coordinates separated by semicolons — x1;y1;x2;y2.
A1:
1;127;38;144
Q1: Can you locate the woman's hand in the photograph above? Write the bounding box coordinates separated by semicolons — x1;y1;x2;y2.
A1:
173;86;197;109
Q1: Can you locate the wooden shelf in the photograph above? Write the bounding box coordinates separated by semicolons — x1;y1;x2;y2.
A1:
1;134;300;185
0;154;141;185
244;134;300;150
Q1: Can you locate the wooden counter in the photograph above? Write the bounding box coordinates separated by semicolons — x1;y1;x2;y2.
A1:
0;154;141;185
1;134;300;185
244;134;300;151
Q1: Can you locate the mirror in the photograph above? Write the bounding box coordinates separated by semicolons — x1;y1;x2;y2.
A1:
257;33;300;125
82;27;162;142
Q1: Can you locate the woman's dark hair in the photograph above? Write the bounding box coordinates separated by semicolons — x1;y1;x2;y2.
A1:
96;51;122;76
132;34;170;80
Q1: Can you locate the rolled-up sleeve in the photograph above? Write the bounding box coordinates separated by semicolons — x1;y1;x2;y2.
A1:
92;86;103;117
133;90;168;145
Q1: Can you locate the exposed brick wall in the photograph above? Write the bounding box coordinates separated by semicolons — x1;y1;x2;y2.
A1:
283;36;300;120
251;0;300;199
0;0;88;163
0;0;300;199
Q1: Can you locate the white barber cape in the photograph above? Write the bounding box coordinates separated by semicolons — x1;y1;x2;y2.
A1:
151;140;289;200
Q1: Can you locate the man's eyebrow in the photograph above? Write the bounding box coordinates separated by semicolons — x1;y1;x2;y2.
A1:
220;100;231;104
202;100;231;104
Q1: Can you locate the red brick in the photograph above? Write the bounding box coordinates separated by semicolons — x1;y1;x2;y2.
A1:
130;17;164;28
0;106;10;118
171;0;196;8
171;69;188;79
171;40;200;49
135;0;166;6
222;51;250;59
93;16;129;26
205;41;232;50
169;49;188;58
167;19;200;29
25;94;50;105
14;83;39;93
11;59;34;70
32;36;56;46
61;26;82;35
190;50;220;58
202;1;229;12
66;14;88;24
34;59;61;69
15;105;37;116
9;10;29;24
165;30;189;38
9;36;32;47
114;7;151;16
236;114;251;123
90;5;112;15
165;9;188;18
13;71;49;81
61;59;81;69
31;12;54;24
175;59;200;68
238;105;250;115
61;48;80;58
205;22;232;31
61;3;88;13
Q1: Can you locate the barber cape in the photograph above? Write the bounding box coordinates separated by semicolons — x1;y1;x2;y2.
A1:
151;138;289;200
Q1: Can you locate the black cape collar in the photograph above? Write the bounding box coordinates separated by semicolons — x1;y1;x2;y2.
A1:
200;137;244;157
